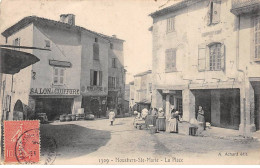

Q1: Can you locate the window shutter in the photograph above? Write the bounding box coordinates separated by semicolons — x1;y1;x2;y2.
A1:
99;71;102;86
212;0;221;24
93;43;99;60
198;44;206;71
90;69;94;86
221;44;225;70
207;1;212;26
116;77;119;88
205;46;210;71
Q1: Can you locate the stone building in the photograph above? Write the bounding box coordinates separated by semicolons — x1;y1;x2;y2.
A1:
133;70;152;112
149;0;260;135
1;14;125;120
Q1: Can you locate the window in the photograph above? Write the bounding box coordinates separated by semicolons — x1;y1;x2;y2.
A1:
108;76;116;89
13;38;20;50
207;0;221;25
95;38;98;43
198;43;225;71
53;67;65;85
254;16;260;61
176;98;183;113
110;43;113;49
209;43;222;71
45;40;50;48
112;58;117;68
167;17;175;33
90;70;102;86
165;48;177;72
93;43;99;60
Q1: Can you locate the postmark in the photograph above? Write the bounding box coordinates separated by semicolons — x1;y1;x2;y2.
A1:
4;120;40;164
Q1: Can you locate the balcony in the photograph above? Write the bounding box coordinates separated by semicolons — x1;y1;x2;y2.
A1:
231;0;260;15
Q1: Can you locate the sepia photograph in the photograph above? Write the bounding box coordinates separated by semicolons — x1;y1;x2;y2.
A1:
0;0;260;165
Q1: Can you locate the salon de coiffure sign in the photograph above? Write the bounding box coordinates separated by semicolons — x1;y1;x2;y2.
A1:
30;88;80;95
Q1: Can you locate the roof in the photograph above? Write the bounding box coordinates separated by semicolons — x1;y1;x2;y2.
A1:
1;16;125;42
0;47;40;74
134;70;152;77
149;0;204;18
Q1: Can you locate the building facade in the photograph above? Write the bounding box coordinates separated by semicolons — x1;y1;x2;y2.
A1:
150;0;260;135
1;14;125;120
133;70;152;112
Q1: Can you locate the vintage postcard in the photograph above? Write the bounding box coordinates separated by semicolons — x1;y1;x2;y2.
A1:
0;0;260;165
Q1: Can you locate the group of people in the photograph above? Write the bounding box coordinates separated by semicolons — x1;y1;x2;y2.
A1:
137;106;180;133
138;105;206;133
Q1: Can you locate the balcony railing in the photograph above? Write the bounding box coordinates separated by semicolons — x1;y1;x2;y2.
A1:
231;0;260;15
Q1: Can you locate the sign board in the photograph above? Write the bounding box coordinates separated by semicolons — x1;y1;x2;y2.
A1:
162;89;176;94
49;60;72;68
30;88;80;95
87;86;103;92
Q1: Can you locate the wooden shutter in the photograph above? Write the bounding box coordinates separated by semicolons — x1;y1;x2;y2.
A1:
212;0;221;24
99;71;102;86
198;44;206;71
207;1;212;26
90;69;94;86
116;77;119;88
205;45;210;71
93;43;99;60
220;43;225;71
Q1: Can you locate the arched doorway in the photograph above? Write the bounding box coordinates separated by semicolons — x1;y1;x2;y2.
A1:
13;99;24;120
90;99;99;117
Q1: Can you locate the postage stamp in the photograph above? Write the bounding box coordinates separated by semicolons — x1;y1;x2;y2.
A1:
4;120;40;164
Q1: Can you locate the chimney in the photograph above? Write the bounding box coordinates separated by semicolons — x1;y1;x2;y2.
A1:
112;34;117;38
60;14;75;26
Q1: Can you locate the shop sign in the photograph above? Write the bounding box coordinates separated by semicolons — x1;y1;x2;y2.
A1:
30;88;80;95
162;89;176;94
87;86;103;92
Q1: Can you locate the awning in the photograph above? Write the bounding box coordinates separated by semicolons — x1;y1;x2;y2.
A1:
0;48;40;74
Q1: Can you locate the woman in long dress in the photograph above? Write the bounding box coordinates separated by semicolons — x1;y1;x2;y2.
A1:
109;109;115;126
197;106;206;130
156;108;166;131
168;109;179;133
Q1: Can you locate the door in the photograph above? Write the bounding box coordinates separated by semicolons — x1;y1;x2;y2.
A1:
90;99;99;116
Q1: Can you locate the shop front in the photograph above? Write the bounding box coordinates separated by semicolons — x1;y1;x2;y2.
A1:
30;87;81;121
81;96;107;118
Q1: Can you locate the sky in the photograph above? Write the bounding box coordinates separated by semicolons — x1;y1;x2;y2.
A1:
0;0;177;83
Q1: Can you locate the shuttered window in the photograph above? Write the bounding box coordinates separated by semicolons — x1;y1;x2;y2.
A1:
198;43;225;71
207;0;221;26
93;43;99;60
165;48;177;72
112;58;117;68
167;17;175;33
53;67;65;85
254;16;260;61
90;70;102;86
108;76;116;89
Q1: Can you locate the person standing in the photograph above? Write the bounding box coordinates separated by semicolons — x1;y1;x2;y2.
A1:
168;106;179;133
109;109;115;126
197;106;206;130
156;108;166;131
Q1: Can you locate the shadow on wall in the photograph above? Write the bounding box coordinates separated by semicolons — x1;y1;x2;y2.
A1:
40;124;111;159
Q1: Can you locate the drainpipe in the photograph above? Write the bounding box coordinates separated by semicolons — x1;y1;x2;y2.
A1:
236;15;246;136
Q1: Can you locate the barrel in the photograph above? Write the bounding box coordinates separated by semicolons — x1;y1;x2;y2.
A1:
59;115;66;122
71;114;76;121
65;115;72;121
85;114;95;120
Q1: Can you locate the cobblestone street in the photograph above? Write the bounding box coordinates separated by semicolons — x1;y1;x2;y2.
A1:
40;117;260;165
